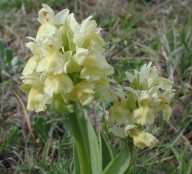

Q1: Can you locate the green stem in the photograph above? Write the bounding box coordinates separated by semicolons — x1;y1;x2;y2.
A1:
68;104;89;174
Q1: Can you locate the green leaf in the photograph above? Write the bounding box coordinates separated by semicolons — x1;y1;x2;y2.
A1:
33;116;48;145
126;93;137;111
52;94;69;113
20;84;31;93
0;126;19;150
5;48;13;64
78;110;102;174
100;134;113;170
0;41;4;59
102;145;131;174
68;106;102;174
73;142;80;174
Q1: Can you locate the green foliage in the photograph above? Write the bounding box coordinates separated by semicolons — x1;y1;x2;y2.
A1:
5;48;13;65
0;0;74;12
33;116;48;145
102;145;131;174
100;134;113;170
69;107;102;174
0;126;19;150
52;94;70;113
0;41;13;70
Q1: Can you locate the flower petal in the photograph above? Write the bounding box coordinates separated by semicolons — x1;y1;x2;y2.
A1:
22;71;41;86
54;9;69;25
36;23;57;43
26;42;41;55
22;55;39;76
158;77;173;90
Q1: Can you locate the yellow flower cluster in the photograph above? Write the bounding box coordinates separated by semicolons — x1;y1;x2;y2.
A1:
108;62;175;149
21;4;114;112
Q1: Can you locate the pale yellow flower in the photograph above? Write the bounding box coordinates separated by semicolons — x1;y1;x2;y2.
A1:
25;42;41;55
22;4;114;112
36;49;69;74
158;77;173;90
67;81;95;106
64;53;81;74
37;4;69;25
61;13;80;53
66;13;80;33
44;74;73;96
42;26;64;50
36;23;57;43
22;55;39;76
22;71;42;86
108;62;174;149
27;86;47;112
126;62;173;90
73;48;89;65
53;9;69;25
125;125;159;149
132;105;155;125
79;54;114;81
37;4;54;24
74;17;104;53
109;99;132;124
132;131;159;149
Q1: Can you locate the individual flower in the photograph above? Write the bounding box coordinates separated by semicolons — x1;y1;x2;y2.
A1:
36;49;70;74
108;62;175;149
79;54;114;81
27;86;47;112
37;3;69;25
109;85;132;124
125;125;159;149
22;71;42;86
44;74;73;96
67;81;95;106
74;16;104;53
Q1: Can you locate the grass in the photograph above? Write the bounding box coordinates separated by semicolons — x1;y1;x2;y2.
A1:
0;0;192;173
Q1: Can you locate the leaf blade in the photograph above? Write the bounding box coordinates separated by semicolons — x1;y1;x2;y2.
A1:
102;145;131;174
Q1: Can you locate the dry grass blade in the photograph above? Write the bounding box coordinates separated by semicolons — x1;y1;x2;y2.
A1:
13;91;35;140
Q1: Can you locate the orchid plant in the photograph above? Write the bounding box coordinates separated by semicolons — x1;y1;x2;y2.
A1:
21;4;175;174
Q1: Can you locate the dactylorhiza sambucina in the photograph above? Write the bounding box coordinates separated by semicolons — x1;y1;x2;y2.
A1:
21;4;114;112
108;62;175;149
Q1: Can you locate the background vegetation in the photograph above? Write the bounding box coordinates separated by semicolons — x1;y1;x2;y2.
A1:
0;0;191;173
